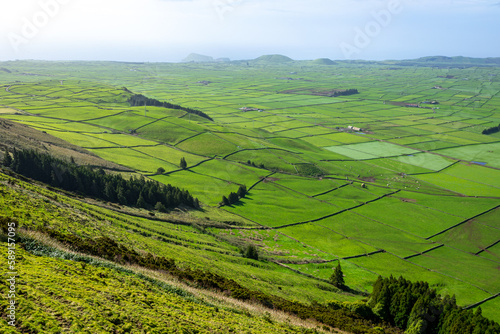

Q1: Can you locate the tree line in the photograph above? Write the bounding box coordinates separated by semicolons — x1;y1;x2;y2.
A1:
330;88;359;97
221;185;247;206
127;94;214;121
368;275;499;333
2;148;199;211
482;124;500;135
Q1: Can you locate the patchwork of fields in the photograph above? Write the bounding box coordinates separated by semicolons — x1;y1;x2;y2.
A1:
0;61;499;321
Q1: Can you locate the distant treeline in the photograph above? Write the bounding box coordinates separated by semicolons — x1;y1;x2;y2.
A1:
369;276;499;333
330;88;359;97
3;149;199;211
127;94;214;121
482;124;500;135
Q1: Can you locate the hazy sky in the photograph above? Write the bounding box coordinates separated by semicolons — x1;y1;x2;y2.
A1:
0;0;499;62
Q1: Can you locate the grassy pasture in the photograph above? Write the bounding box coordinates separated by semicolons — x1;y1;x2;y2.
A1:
352;196;464;238
225;182;340;227
42;130;119;148
137;120;200;145
177;133;238;156
408;246;500;293
88;147;170;173
348;253;492;307
431;220;500;254
415;172;500;197
279;223;378;258
190;159;268;186
273;174;344;196
317;212;436;258
393;152;456;171
477;298;500;327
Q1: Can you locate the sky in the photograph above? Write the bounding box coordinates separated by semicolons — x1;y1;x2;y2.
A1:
0;0;499;62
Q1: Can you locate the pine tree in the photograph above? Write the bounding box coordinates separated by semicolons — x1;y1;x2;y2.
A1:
244;244;259;260
180;157;187;169
222;195;230;206
330;262;345;289
136;192;147;208
2;148;12;167
237;185;247;198
155;201;167;212
228;192;239;204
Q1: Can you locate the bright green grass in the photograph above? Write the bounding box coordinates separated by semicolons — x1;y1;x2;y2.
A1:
476;208;500;229
41;130;119;148
35;107;122;122
348;252;492;307
153;172;233;205
191;159;268;187
87;133;159;147
366;158;433;174
225;149;307;174
415;172;500;197
137;120;200;144
441;162;500;188
211;228;339;262
476;298;500;325
279;223;378;258
88;147;170;173
478;243;500;262
393;153;456;171
273;174;344;196
431;220;500;254
408;140;458;150
176;133;238;156
324;145;378;160
301;135;341;147
408;246;500;293
395;191;500;218
317;212;436;258
225;182;340;227
319;132;373;144
137;145;208;169
428;133;480;145
326;141;419;160
286;260;380;294
352;196;468;238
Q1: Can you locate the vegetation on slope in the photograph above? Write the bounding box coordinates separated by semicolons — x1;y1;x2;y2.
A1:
368;276;500;334
0;240;325;333
4;148;199;211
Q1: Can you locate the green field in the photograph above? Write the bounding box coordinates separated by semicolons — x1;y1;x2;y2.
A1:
0;60;499;324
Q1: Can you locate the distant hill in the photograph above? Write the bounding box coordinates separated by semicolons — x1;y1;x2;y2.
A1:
254;54;294;63
311;58;337;65
183;53;214;63
395;56;500;67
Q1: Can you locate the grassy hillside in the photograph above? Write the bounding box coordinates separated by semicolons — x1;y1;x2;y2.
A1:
0;241;326;333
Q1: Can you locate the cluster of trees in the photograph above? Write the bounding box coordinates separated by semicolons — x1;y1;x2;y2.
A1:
2;148;199;211
246;160;265;169
482;124;500;135
369;275;500;333
221;185;247;206
127;94;213;121
330;88;359;97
